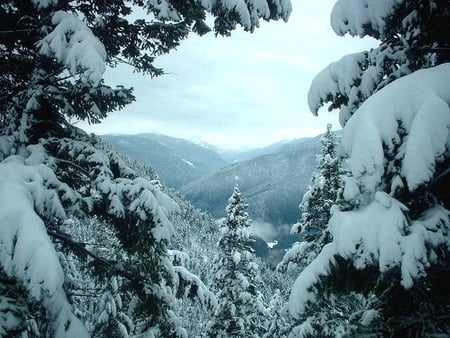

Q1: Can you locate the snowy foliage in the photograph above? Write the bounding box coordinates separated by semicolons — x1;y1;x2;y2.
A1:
0;150;88;337
290;66;450;335
308;0;449;125
290;1;450;335
38;11;107;85
340;64;450;192
1;0;293;336
168;193;223;337
263;289;291;338
330;0;403;38
0;128;226;336
295;125;342;241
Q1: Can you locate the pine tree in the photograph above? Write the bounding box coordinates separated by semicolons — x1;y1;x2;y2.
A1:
279;124;342;273
263;289;290;338
169;194;220;337
0;1;292;336
288;1;450;336
278;125;359;337
296;124;341;242
207;185;267;338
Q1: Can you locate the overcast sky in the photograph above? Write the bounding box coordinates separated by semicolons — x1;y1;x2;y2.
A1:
78;0;375;150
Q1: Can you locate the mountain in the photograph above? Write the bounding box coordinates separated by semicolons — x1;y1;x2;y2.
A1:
101;132;331;227
180;136;322;225
101;133;227;189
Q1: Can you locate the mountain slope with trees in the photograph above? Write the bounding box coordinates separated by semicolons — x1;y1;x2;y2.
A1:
180;135;321;225
102;133;227;189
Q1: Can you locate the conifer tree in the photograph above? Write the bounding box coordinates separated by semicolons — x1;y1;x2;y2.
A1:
295;124;341;242
207;185;267;338
0;1;291;336
279;124;342;273
288;1;450;336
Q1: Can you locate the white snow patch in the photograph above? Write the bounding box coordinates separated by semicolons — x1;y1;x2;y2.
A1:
181;158;195;168
38;11;107;85
341;63;450;193
288;243;338;317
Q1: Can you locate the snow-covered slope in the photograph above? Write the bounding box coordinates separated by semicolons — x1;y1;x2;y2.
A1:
101;133;227;189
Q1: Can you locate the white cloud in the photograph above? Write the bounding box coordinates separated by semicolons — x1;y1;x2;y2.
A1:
78;0;376;150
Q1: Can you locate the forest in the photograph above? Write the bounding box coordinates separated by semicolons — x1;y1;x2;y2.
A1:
0;0;449;337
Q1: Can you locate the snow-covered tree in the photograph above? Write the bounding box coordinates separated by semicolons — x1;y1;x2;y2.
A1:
281;124;342;271
207;185;267;337
288;1;450;336
295;124;341;241
0;0;292;336
263;289;290;338
278;125;359;337
308;0;450;126
169;194;221;337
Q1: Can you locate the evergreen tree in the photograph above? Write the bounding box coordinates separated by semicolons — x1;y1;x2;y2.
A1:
207;185;267;338
288;1;450;336
263;289;290;338
169;194;221;337
279;124;342;273
295;124;341;242
0;1;291;336
278;125;357;337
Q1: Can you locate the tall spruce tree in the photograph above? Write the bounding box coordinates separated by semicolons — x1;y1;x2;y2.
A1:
279;124;342;273
295;124;341;243
288;1;450;336
207;185;267;338
277;125;354;337
0;1;292;336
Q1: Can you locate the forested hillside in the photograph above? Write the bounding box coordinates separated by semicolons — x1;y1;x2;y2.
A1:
181;136;319;225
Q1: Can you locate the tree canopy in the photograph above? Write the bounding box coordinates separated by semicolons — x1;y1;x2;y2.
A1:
288;1;450;336
0;1;292;336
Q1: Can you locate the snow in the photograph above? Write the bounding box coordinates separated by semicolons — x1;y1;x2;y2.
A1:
0;297;25;334
144;0;291;31
173;266;218;310
181;158;195;168
233;251;241;265
331;0;404;38
146;0;181;21
199;0;291;30
267;240;278;249
288;243;338;316
0;155;88;337
329;194;408;272
341;63;450;193
38;11;107;86
288;313;313;338
360;309;379;326
308;52;367;119
342;176;360;201
289;194;450;317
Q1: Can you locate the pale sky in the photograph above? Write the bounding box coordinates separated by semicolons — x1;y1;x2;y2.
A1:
78;0;375;150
